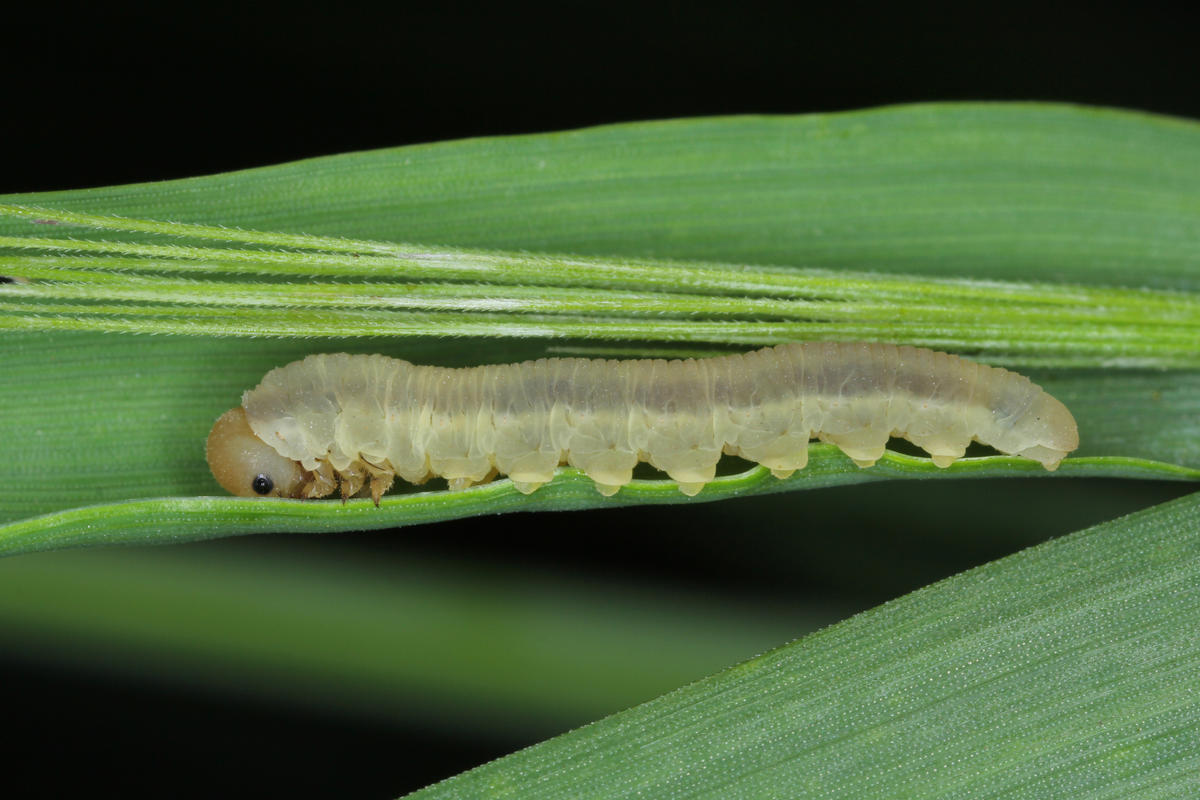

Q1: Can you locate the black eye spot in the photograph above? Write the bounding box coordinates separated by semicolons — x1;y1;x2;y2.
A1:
252;474;274;495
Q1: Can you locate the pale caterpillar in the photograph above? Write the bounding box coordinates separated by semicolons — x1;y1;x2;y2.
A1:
206;342;1079;503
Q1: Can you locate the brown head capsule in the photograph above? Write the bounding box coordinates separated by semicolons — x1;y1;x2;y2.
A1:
205;408;306;499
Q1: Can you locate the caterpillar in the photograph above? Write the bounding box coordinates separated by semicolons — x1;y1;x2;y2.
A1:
206;342;1079;504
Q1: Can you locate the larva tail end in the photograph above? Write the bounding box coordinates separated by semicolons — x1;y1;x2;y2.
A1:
1019;394;1080;466
677;482;706;497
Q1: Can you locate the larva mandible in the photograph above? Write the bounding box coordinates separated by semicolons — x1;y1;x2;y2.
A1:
206;342;1079;504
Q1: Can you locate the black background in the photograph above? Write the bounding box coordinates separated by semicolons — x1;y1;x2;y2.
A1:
7;6;1196;193
4;4;1197;798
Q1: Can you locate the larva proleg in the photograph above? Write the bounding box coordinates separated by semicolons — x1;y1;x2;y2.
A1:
206;342;1079;502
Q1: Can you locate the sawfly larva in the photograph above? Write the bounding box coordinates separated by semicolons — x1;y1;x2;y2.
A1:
206;342;1079;503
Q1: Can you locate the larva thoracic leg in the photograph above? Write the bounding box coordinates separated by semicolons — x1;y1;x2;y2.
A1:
205;343;1080;502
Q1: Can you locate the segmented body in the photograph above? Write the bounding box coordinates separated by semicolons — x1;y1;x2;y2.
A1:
206;342;1079;502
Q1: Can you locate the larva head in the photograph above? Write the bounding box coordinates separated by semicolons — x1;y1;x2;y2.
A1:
206;407;306;498
1013;392;1080;471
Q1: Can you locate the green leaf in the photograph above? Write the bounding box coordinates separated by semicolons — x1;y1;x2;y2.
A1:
5;103;1199;289
408;488;1200;799
2;205;1198;364
0;329;1197;554
1;102;1198;553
